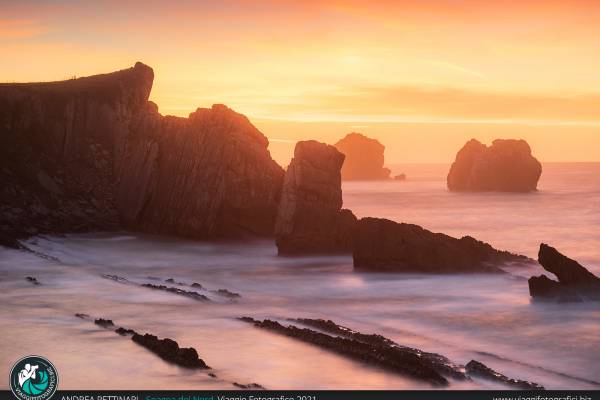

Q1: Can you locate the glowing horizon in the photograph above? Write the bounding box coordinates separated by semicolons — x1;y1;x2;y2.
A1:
2;0;600;164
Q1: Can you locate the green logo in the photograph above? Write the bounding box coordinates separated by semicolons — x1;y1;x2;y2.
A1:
9;356;58;400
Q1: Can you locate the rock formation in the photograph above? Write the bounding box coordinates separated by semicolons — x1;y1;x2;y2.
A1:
334;133;391;180
528;244;600;301
0;62;284;245
240;317;464;386
118;103;284;238
275;140;357;255
353;217;528;273
465;360;544;390
447;139;542;192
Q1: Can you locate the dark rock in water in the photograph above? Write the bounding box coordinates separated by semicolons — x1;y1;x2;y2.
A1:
25;276;40;285
240;317;457;386
1;62;284;242
353;217;528;273
208;372;217;378
232;382;265;390
74;313;89;319
293;318;466;381
447;139;542;192
528;243;600;301
140;283;210;301
466;360;544;390
275;140;357;255
82;315;209;369
131;333;209;369
213;289;241;298
115;327;138;336
334;133;391;180
165;278;175;283
191;282;203;289
394;173;406;181
94;318;115;328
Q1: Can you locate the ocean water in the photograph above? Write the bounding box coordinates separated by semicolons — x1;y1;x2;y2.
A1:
0;162;598;390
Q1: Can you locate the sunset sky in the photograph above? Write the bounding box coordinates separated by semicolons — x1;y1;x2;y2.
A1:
2;0;599;165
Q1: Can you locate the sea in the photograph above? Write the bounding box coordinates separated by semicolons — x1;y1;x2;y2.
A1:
1;162;598;390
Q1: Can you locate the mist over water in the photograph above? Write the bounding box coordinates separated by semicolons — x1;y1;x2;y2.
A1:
0;163;598;390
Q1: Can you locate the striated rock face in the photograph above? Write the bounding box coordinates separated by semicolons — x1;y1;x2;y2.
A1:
0;62;153;241
0;63;284;244
118;103;284;238
529;244;600;301
334;133;391;180
353;217;528;273
447;139;542;192
275;140;357;255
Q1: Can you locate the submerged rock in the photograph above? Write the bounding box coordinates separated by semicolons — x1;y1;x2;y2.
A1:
466;360;544;390
240;317;464;386
353;217;528;273
447;139;542;192
334;133;391;180
25;276;40;285
275;140;357;255
528;244;600;301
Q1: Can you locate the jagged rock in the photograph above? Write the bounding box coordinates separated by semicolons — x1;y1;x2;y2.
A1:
115;327;137;336
131;333;209;369
118;103;284;238
275;140;357;255
466;360;544;390
293;318;466;381
25;276;40;285
334;133;391;180
528;244;600;301
232;382;266;390
82;314;209;369
240;317;462;386
394;173;406;181
447;139;542;192
353;217;528;273
1;62;284;242
94;318;115;328
140;283;210;301
74;313;90;319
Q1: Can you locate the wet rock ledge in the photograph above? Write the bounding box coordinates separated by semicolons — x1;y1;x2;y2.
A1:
529;243;600;302
240;317;544;389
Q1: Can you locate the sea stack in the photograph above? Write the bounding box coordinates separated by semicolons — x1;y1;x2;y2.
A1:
447;139;542;192
353;217;528;273
528;244;600;302
334;133;391;180
0;62;284;244
275;140;357;255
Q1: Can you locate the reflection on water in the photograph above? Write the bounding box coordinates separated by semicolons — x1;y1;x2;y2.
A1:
0;163;598;389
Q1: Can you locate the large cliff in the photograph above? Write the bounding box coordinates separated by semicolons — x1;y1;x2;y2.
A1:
0;63;284;245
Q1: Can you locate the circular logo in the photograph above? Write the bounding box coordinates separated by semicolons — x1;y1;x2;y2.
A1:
9;356;58;400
